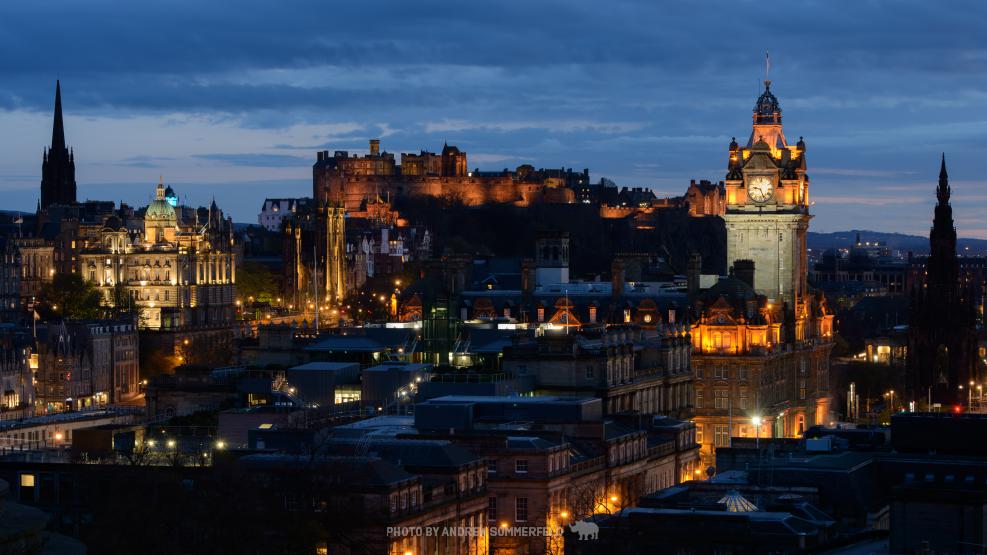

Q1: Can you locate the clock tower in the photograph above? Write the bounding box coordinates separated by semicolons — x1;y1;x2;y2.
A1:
723;80;810;309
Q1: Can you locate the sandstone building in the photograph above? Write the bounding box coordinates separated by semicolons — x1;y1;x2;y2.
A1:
690;80;834;468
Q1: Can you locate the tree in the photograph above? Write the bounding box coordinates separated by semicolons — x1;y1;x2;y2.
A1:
236;261;278;304
38;273;104;320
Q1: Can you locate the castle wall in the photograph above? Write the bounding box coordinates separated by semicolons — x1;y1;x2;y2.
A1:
314;171;551;210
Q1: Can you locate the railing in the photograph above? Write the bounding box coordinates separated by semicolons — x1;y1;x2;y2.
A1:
430;372;511;383
648;441;676;458
567;455;606;475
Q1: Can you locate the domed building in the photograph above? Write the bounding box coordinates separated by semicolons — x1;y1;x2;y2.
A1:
144;179;178;244
79;180;237;348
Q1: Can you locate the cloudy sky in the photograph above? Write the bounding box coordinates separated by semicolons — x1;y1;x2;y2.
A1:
1;0;986;236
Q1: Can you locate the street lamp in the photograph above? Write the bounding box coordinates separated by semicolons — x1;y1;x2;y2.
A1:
752;416;763;451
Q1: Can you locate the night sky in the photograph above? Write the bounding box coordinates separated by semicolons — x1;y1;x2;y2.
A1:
1;1;986;236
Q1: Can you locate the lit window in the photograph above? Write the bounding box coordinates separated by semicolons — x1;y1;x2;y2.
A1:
714;389;729;409
20;474;34;487
714;425;730;447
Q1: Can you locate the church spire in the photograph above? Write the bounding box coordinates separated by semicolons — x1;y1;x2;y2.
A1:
52;80;65;154
928;154;958;288
937;153;950;205
39;80;77;209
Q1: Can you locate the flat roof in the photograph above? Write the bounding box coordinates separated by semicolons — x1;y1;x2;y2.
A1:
422;395;595;405
364;363;432;373
287;362;359;372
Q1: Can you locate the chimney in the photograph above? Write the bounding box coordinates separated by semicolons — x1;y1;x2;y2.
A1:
521;258;536;295
734;259;756;289
317;151;324;162
611;258;625;298
370;139;381;156
687;252;702;294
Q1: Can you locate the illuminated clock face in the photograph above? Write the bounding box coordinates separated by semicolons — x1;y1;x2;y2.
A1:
748;176;774;203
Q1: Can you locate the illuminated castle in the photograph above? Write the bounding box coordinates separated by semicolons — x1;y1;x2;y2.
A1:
313;140;585;210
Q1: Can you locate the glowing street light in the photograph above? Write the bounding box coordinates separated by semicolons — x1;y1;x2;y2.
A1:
752;415;763;451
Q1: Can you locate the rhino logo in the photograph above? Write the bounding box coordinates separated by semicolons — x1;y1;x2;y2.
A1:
568;520;599;540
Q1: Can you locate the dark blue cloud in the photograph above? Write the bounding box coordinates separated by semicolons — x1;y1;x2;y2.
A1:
192;153;309;167
1;0;986;234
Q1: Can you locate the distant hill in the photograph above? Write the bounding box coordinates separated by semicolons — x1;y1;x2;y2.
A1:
809;229;987;256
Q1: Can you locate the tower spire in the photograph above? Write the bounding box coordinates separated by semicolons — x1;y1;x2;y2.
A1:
52;80;65;153
937;153;950;205
40;80;77;209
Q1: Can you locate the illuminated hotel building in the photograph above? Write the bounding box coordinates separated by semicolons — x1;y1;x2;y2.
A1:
690;80;834;467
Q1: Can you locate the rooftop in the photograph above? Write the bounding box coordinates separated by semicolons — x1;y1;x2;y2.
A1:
287;362;359;372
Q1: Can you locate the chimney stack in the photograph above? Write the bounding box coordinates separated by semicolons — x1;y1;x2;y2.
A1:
734;259;756;289
687;252;702;294
611;258;625;298
521;258;536;296
370;139;381;156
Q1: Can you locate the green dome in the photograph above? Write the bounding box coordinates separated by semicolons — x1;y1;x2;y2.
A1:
146;198;176;221
146;180;177;222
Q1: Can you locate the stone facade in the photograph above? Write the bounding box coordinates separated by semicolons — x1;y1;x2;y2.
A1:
78;181;237;334
313;140;582;211
723;80;810;307
0;327;33;417
691;80;834;469
34;320;140;412
502;326;693;417
1;238;55;314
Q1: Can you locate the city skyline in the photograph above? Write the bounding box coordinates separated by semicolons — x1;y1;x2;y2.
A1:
1;1;987;235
